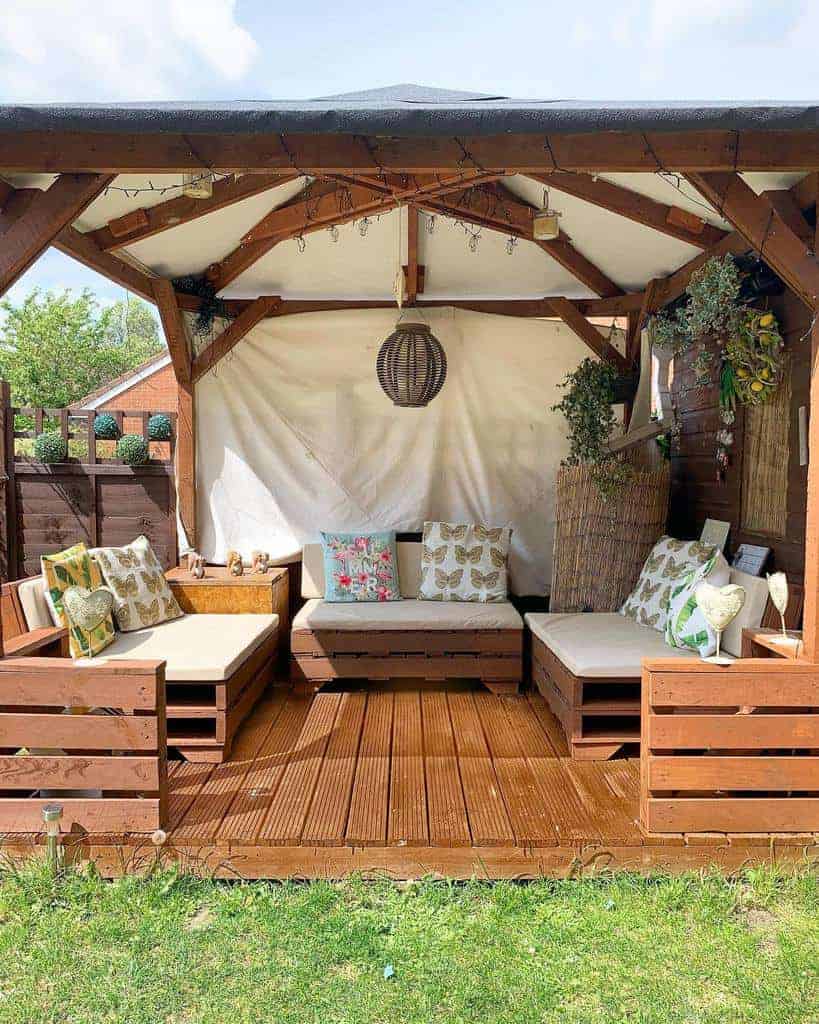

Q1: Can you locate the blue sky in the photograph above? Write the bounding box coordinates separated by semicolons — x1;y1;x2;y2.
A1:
1;0;818;310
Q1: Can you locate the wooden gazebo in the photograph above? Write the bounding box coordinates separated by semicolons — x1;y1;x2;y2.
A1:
0;87;818;875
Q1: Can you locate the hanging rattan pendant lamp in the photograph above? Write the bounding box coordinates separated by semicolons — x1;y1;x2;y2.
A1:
376;208;447;408
376;316;447;407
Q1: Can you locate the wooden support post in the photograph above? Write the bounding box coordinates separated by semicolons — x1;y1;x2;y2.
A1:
152;280;196;549
800;207;819;661
403;206;423;304
0;174;113;297
0;382;16;586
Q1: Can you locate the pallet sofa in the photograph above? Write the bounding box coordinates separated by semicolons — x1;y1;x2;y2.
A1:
291;541;523;694
2;571;280;764
526;567;771;760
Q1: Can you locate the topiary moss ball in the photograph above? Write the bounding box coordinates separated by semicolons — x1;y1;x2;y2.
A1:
94;413;120;440
33;430;68;464
116;434;150;466
147;413;172;441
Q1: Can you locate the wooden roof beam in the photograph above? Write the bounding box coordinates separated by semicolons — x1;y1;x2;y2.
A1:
686;172;819;309
418;184;623;298
529;171;728;249
192;295;281;382
546;297;628;371
89;172;300;251
0;173;113;296
5;129;819;173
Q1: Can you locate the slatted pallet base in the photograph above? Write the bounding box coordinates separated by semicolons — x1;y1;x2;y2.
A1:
168;635;277;763
4;685;816;879
531;635;640;759
291;629;522;696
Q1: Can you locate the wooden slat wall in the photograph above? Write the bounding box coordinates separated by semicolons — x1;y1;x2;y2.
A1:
669;288;810;580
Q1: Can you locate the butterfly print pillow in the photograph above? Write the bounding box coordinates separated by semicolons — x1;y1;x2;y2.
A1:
419;521;511;603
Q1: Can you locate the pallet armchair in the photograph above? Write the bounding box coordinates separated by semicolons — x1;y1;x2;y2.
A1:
1;570;283;764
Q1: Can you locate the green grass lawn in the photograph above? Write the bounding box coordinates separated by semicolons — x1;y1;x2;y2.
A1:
0;863;816;1024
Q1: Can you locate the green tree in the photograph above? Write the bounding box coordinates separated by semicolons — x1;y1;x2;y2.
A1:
0;289;164;408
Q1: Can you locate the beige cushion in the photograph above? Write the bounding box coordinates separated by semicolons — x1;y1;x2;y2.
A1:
294;597;523;631
99;613;278;681
722;568;769;657
526;611;704;677
18;576;53;630
302;541;422;599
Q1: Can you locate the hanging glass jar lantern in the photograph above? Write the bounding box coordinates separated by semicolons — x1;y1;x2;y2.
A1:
533;187;561;240
182;170;214;200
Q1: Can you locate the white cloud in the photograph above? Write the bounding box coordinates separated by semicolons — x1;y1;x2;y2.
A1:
0;0;258;101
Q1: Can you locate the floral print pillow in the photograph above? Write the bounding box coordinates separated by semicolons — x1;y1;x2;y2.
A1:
620;535;717;633
320;531;401;602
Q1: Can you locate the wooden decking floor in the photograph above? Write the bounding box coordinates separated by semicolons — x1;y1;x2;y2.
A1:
7;685;818;878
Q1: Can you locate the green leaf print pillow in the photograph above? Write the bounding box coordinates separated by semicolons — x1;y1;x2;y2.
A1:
664;551;730;657
41;543;116;659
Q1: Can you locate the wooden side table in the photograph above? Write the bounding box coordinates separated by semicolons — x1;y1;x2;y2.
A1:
165;566;289;631
741;626;803;660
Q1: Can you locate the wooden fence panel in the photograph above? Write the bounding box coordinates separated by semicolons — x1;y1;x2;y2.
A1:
1;395;177;580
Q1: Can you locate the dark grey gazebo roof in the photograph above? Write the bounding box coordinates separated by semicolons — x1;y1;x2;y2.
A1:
1;84;818;136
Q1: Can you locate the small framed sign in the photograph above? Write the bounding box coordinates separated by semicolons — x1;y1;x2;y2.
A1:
732;543;771;577
700;518;730;552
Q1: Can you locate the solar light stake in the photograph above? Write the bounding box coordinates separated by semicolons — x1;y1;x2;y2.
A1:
42;803;62;876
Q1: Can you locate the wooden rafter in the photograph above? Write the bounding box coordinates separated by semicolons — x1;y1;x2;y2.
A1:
546;297;628;372
54;225;158;303
192;295;281;382
89;172;299;251
687;172;819;309
529;171;727;249
0;173;113;296
5;129;819;174
762;188;814;245
209;171;498;291
419;182;622;298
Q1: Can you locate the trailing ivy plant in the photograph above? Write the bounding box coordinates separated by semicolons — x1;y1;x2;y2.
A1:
552;358;631;500
650;254;785;482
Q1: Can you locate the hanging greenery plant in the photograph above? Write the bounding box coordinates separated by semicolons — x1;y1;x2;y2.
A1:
172;274;233;337
650;255;785;482
552;358;631;500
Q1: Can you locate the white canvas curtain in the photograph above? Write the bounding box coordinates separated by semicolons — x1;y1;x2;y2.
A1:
195;307;613;595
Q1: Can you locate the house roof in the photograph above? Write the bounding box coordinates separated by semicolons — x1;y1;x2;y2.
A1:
1;84;817;136
77;351;171;409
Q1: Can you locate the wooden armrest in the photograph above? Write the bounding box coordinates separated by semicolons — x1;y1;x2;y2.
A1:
4;626;68;658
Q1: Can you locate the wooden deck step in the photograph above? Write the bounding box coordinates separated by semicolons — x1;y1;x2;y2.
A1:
346;692;394;846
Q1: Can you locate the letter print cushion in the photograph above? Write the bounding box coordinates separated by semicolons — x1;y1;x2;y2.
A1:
41;543;115;658
418;521;511;602
92;535;183;631
620;536;717;633
320;531;401;602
